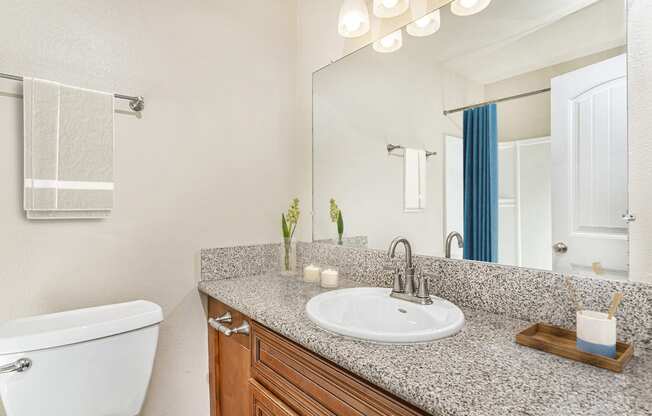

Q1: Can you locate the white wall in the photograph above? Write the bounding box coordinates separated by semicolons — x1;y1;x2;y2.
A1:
0;1;298;414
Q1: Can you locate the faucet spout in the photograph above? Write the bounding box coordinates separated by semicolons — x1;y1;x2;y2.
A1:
388;236;413;269
386;236;431;305
445;232;464;258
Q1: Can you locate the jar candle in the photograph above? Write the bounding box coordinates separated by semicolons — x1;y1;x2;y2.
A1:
320;268;339;288
303;264;321;283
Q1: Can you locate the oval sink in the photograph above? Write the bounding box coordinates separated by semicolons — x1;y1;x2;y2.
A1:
305;287;464;344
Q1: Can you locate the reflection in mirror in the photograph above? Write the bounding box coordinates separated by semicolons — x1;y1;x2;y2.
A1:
313;0;629;280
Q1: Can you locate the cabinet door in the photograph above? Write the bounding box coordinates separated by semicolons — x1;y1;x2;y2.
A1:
209;298;251;416
250;379;298;416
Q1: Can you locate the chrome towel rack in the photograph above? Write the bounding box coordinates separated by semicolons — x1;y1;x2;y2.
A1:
387;144;436;158
0;71;144;112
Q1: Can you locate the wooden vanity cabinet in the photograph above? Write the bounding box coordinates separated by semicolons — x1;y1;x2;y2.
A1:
208;298;251;416
207;298;426;416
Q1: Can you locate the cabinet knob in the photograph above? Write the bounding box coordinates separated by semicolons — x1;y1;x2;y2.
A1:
552;242;568;253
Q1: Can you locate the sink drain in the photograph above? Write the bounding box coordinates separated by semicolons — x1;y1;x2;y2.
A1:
397;308;407;314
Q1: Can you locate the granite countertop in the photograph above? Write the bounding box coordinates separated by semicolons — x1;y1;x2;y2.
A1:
198;273;652;416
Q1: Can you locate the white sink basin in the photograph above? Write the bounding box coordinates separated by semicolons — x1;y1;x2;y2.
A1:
305;287;464;344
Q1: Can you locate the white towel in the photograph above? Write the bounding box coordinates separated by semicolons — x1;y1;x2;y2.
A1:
404;148;426;212
23;78;114;219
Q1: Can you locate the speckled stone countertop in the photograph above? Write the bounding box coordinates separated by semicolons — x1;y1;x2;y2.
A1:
198;273;652;416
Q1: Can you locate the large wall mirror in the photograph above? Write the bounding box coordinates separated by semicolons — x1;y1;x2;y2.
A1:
313;0;631;281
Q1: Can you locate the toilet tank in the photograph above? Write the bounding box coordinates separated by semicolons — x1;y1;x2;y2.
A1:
0;301;163;416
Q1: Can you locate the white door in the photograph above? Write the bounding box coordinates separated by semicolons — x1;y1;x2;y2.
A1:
551;54;628;279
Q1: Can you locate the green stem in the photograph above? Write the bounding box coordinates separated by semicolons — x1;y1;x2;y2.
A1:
283;237;291;271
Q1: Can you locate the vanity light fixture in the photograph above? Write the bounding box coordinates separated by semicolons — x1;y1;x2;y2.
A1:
406;9;441;37
373;0;410;18
338;0;371;38
373;29;403;53
450;0;492;16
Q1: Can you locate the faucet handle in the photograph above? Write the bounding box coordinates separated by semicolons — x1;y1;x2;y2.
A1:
384;264;404;293
416;272;431;300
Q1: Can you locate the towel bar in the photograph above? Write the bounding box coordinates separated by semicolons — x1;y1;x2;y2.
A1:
0;71;144;112
387;144;436;158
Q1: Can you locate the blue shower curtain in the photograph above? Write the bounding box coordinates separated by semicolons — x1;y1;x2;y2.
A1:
463;104;498;262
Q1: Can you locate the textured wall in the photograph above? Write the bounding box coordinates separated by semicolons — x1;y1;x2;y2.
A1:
628;0;652;284
0;1;297;414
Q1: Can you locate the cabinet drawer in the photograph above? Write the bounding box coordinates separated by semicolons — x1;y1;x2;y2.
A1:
251;322;425;416
250;379;299;416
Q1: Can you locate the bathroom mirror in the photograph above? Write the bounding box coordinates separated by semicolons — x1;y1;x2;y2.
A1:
313;0;630;280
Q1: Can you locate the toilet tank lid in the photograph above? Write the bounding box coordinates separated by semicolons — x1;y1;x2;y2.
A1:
0;300;163;355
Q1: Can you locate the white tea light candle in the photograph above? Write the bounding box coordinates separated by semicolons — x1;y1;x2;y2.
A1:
320;268;339;288
303;264;321;283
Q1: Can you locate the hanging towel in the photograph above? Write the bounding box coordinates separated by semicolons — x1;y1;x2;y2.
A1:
404;148;426;212
23;78;114;219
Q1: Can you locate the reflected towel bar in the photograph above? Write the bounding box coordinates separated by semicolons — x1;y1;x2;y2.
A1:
0;71;144;112
387;144;436;158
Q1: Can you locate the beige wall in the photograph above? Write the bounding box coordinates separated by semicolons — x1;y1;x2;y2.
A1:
312;44;482;255
485;47;625;142
0;1;298;414
293;0;451;242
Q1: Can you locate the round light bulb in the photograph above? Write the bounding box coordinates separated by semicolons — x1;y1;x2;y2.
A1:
343;14;362;32
380;36;395;48
459;0;479;8
382;0;399;8
373;29;402;53
415;15;431;28
450;0;491;16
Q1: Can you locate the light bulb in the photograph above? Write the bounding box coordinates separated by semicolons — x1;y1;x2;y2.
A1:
380;36;395;48
342;14;362;32
415;15;431;28
338;0;370;38
373;0;410;18
373;30;403;53
406;10;441;37
450;0;491;16
459;0;479;8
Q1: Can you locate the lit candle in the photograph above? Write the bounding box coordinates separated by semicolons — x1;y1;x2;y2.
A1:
303;264;321;283
320;268;339;288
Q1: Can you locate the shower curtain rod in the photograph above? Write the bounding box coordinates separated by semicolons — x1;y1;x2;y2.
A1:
0;71;144;111
442;87;551;116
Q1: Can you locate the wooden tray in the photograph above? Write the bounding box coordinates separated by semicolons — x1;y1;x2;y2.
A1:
515;323;634;372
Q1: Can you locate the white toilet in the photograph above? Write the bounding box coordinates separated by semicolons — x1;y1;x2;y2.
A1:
0;300;163;416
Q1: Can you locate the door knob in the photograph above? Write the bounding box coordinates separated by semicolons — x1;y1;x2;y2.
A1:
552;242;568;253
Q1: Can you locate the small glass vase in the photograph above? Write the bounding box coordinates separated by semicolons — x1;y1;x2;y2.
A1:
280;237;297;276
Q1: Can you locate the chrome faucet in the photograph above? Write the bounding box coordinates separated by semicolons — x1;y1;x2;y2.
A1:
445;232;464;258
386;237;432;305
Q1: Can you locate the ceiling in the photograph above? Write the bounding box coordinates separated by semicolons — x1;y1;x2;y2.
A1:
399;0;626;84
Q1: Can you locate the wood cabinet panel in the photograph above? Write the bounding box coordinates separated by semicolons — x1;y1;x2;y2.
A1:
250;379;299;416
251;322;426;416
208;298;251;416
